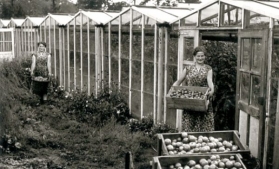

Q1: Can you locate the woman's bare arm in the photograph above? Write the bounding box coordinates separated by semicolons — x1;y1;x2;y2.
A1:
207;69;214;96
30;55;36;76
47;54;51;76
172;68;187;86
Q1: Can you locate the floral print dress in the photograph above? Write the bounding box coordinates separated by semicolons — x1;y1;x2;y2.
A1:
182;64;214;132
31;52;51;95
33;52;50;78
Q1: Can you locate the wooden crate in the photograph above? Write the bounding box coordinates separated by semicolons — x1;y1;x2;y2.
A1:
152;154;247;169
157;130;250;156
166;86;209;112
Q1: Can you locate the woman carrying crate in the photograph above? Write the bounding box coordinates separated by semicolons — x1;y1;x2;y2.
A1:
30;42;52;103
172;46;214;132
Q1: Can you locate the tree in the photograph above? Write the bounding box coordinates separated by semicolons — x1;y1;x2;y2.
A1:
77;0;104;9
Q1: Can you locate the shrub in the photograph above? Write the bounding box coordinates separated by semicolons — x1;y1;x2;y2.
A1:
49;85;131;127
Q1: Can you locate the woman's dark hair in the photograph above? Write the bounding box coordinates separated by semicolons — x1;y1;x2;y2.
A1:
37;42;47;47
193;46;206;56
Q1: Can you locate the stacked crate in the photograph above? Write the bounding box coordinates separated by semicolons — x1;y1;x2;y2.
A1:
152;130;250;169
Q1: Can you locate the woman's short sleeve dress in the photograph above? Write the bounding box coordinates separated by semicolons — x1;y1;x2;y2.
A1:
182;64;214;132
31;52;51;95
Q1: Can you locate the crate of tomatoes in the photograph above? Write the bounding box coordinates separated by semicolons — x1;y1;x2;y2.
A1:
152;154;247;169
166;86;209;112
157;130;250;157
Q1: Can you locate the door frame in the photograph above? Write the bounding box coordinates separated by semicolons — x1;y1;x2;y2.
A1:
235;28;268;160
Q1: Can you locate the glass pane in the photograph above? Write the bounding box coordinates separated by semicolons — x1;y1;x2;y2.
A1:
144;35;155;62
242;38;250;70
251;38;262;73
122;34;129;59
111;56;119;84
272;37;279;78
169;36;178;65
132;34;141;60
143;93;154;117
221;4;242;26
250;75;261;107
240;72;250;103
144;62;154;93
183;38;194;61
131;60;141;90
249;11;270;28
131;90;141;119
181;12;198;26
111;33;119;58
121;58;129;87
200;2;219;27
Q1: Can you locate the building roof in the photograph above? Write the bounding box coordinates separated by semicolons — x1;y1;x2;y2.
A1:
40;14;74;26
9;18;25;27
171;0;279;24
69;10;119;25
23;17;45;27
0;19;10;28
106;6;192;25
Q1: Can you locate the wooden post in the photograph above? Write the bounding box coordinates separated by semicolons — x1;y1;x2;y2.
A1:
176;31;185;131
39;25;42;41
101;27;104;88
59;27;63;85
129;9;133;114
63;28;66;88
74;17;77;90
28;21;31;53
44;20;47;47
54;20;57;78
157;25;164;123
67;24;70;92
108;22;112;90
163;26;169;123
80;14;83;91
140;14;145;119
263;18;273;169
49;16;52;58
95;26;98;96
153;23;158;124
11;28;14;59
30;22;33;52
87;16;90;95
95;26;102;95
119;15;122;90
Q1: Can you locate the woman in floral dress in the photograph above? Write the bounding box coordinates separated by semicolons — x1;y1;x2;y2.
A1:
172;46;215;132
30;42;52;102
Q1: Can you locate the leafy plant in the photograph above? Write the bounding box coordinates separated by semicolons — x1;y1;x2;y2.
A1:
204;41;237;130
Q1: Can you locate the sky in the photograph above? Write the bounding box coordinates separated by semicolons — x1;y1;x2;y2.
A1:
69;0;77;4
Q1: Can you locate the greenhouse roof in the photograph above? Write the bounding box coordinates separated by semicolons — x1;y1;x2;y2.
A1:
41;14;74;26
107;6;192;25
69;10;119;25
171;0;279;24
23;17;45;27
9;18;25;27
0;19;10;27
221;0;279;20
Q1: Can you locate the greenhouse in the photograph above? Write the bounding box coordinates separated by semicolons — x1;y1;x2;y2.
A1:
1;0;279;168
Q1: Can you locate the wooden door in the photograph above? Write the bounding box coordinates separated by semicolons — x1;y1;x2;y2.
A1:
236;29;268;159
